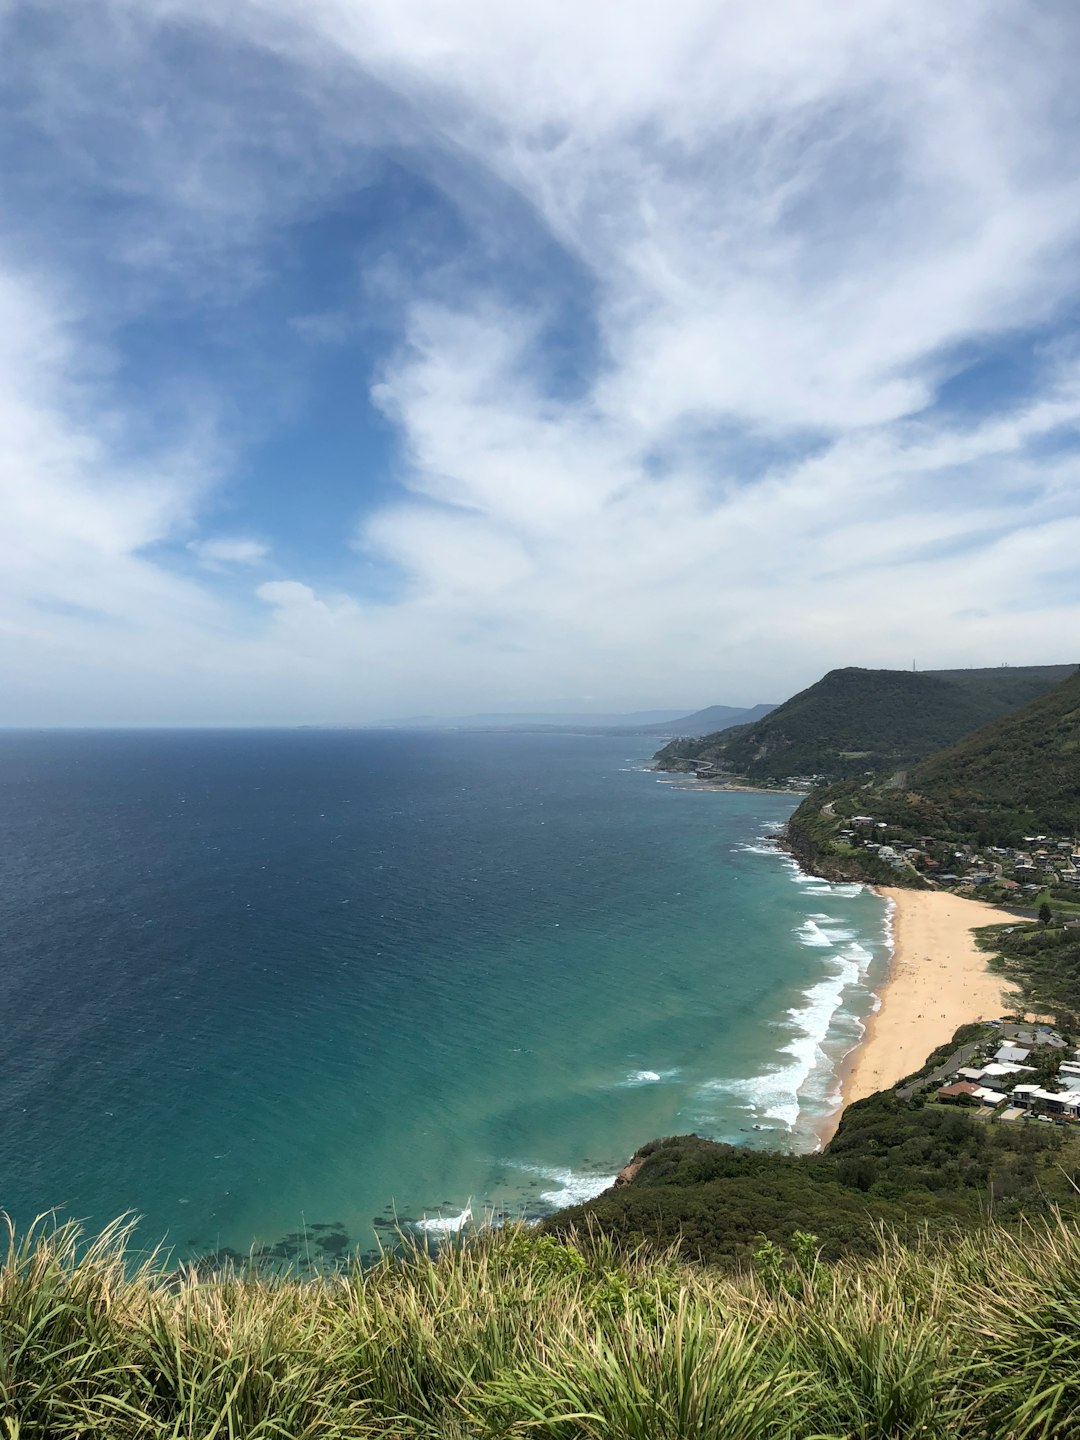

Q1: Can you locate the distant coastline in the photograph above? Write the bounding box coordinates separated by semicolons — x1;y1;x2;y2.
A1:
656;777;801;796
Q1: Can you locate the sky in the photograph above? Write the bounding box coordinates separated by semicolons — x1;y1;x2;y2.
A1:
3;1;1080;725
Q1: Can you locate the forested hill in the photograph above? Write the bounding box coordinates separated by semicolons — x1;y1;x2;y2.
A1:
907;665;1080;841
785;666;1080;887
652;664;1076;784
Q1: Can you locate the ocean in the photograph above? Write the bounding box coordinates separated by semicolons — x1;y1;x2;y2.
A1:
0;729;889;1266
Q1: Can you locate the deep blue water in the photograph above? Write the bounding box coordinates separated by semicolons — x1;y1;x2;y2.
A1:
0;730;888;1264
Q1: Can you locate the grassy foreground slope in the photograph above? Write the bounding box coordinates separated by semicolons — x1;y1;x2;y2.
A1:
4;1211;1080;1438
654;664;1076;783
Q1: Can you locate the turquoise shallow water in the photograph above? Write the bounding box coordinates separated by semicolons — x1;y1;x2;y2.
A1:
0;730;889;1264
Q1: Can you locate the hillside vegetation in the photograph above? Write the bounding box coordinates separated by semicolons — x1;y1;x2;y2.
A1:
4;1210;1080;1439
547;1059;1080;1265
909;665;1080;841
977;919;1080;1026
654;664;1076;783
786;667;1080;892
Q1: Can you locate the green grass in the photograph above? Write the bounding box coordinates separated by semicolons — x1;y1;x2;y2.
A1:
4;1211;1080;1438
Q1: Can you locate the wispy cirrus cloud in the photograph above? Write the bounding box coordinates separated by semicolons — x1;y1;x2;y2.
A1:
190;536;271;568
3;1;1080;722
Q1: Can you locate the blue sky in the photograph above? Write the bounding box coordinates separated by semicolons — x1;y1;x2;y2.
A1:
3;0;1080;723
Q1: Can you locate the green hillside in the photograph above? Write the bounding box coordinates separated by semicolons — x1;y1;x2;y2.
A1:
908;666;1080;841
785;667;1080;895
653;664;1076;784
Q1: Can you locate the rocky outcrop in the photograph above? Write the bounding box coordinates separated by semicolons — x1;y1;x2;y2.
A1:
612;1158;645;1188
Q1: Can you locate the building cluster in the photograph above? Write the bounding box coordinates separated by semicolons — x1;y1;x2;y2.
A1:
684;758;825;790
933;1024;1080;1122
836;818;1080;896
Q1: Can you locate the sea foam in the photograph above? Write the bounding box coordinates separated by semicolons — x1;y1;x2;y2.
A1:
619;1067;678;1086
511;1162;619;1208
415;1205;473;1233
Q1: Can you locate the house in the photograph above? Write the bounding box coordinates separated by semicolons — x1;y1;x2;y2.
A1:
957;1062;1035;1089
999;1025;1067;1050
995;1045;1031;1064
1011;1084;1080;1117
937;1081;1000;1106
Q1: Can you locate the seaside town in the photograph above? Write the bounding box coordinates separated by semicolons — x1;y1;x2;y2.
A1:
834;820;1080;899
913;1020;1080;1124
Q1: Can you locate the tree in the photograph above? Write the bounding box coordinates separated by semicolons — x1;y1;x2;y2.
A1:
1035;1049;1062;1088
1039;901;1053;926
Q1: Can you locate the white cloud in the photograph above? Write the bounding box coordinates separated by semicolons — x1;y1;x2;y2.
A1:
3;1;1080;722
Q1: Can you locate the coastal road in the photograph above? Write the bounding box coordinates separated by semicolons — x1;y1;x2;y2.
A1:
896;1041;982;1101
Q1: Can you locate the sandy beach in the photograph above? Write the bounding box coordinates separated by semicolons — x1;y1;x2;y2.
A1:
818;887;1022;1144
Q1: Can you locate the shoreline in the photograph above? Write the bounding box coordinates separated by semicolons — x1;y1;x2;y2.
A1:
815;887;1021;1145
653;775;800;795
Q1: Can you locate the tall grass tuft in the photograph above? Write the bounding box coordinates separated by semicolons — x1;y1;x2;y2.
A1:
3;1212;1080;1437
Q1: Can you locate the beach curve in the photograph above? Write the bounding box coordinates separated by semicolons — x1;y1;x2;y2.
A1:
817;887;1022;1144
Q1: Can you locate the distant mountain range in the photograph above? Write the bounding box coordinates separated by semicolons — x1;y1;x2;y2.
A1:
654;664;1078;784
634;702;777;735
375;703;776;735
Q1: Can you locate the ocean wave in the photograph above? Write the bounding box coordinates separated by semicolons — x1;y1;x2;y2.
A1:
622;1065;679;1082
727;833;890;1138
414;1205;472;1233
539;1171;618;1207
795;918;857;947
511;1162;619;1208
621;1067;678;1085
784;865;865;899
698;938;877;1130
795;920;833;948
881;894;896;946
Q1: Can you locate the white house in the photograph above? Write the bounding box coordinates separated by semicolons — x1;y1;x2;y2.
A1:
957;1062;1035;1089
1011;1084;1080;1117
995;1044;1031;1064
